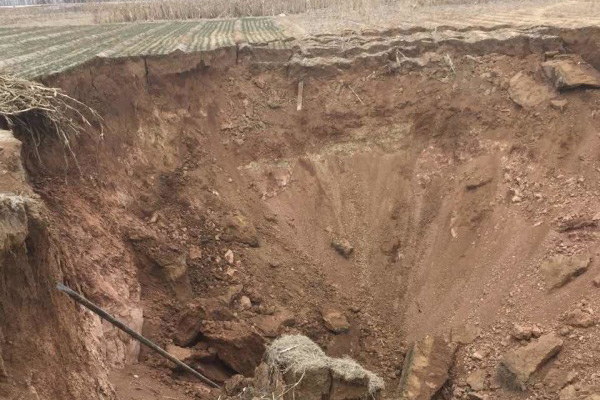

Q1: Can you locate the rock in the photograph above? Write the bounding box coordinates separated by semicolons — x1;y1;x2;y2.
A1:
541;254;591;290
398;336;454;400
188;245;202;260
173;298;235;347
239;295;252;311
508;71;556;108
472;350;487;361
331;238;354;258
201;321;266;376
562;309;596;328
550;99;568;110
466;369;487;391
451;324;481;345
224;249;234;264
512;324;542;340
542;55;600;90
166;344;193;361
512;324;534;340
252;308;296;338
593;276;600;288
544;368;577;391
222;213;259;247
219;284;244;306
463;156;494;191
499;333;563;389
321;307;350;333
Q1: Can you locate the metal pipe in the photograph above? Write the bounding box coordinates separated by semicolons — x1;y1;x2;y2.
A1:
56;283;220;389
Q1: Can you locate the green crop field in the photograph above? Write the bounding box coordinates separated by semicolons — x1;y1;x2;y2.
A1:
0;18;290;79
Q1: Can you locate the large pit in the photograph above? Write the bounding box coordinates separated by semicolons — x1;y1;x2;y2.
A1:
1;25;600;400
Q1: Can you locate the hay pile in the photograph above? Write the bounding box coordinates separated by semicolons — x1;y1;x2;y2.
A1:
265;335;384;396
0;74;102;163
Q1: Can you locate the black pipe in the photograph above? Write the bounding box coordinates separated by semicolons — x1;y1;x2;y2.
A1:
56;282;220;389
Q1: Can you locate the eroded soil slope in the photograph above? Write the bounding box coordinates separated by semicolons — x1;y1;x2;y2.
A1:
18;29;600;400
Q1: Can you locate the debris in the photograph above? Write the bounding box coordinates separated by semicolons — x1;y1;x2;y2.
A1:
0;75;103;165
331;237;354;258
550;99;568;110
541;254;591;290
347;84;364;104
542;55;600;90
224;249;234;264
322;307;350;333
499;333;563;389
444;53;456;74
297;79;304;111
398;335;454;400
508;71;556;108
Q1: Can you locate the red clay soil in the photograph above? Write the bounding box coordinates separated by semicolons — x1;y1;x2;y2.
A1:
5;31;600;400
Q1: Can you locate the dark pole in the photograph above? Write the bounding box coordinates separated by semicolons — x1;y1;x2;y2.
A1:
56;283;220;389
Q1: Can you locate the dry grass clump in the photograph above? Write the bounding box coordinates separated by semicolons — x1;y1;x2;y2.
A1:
0;75;102;165
266;335;384;395
92;0;396;23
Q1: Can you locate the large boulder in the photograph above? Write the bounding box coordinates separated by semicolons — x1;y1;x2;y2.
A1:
398;336;455;400
542;55;600;89
499;333;563;389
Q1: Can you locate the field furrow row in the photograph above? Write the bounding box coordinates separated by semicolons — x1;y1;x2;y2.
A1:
0;17;289;79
